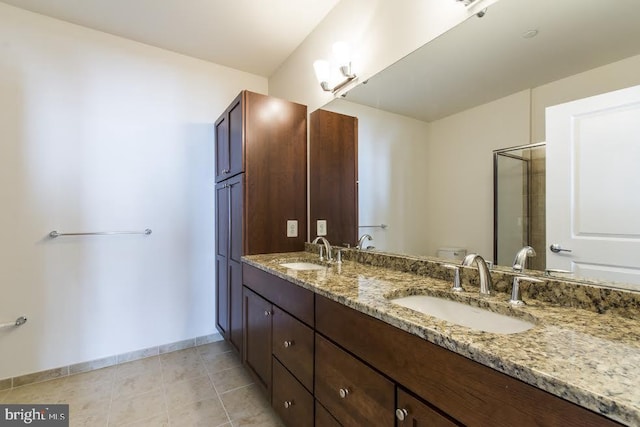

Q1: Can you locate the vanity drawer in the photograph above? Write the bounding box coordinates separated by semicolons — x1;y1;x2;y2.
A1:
272;357;313;427
315;333;395;426
315;400;341;427
243;263;314;326
397;388;460;427
272;305;314;391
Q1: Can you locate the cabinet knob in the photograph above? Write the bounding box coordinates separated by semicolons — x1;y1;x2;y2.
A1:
283;340;294;348
283;400;294;409
264;310;271;316
395;408;409;421
339;388;350;398
222;168;230;174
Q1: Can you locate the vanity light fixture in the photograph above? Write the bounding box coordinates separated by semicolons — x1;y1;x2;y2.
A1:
313;41;357;93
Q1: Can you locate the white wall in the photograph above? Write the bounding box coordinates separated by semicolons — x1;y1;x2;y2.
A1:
0;3;267;380
268;0;498;112
323;100;431;255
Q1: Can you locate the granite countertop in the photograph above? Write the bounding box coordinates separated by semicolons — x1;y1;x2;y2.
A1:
243;251;640;426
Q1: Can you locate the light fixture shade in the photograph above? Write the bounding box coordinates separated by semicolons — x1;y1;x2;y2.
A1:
332;41;351;66
313;60;330;84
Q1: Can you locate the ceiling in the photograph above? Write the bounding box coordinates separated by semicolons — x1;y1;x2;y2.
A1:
0;0;340;77
344;0;640;122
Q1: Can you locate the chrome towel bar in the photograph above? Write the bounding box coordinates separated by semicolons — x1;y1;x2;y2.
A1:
49;229;152;238
0;316;27;330
358;224;388;229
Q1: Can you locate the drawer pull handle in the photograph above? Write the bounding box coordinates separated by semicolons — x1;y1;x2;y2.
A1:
284;400;294;409
283;340;294;348
339;388;350;398
396;408;409;421
264;310;271;316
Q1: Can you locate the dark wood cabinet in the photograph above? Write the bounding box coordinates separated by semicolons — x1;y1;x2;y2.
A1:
315;334;395;427
215;93;243;182
396;388;460;427
272;306;314;392
310;109;358;246
272;358;314;427
215;174;242;352
315;400;342;427
242;287;272;396
242;263;315;426
215;91;307;357
315;294;621;427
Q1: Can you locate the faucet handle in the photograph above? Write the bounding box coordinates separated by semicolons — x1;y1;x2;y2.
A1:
335;249;343;264
319;245;325;261
443;264;463;292
509;276;543;306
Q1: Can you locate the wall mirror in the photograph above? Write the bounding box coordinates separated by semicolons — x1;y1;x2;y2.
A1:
311;0;640;291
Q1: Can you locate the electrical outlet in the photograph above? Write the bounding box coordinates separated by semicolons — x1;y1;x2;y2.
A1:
286;220;298;237
317;220;327;236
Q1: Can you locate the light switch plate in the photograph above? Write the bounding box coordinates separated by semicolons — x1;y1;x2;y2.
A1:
317;220;327;236
287;220;298;237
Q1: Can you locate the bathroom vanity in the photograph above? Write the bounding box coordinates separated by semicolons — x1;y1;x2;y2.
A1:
239;250;639;426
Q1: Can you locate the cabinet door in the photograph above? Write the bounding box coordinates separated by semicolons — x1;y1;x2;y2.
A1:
396;388;460;427
215;182;229;337
315;334;395;426
228;175;244;353
272;306;314;391
272;357;313;427
227;94;244;178
243;287;272;397
315;400;341;427
214;113;229;182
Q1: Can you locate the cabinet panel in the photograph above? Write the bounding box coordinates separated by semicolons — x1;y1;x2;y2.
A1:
214;114;229;181
309;109;358;246
228;95;244;178
243;287;272;397
316;295;620;427
396;388;460;427
272;306;314;392
272;358;313;427
315;400;342;427
315;334;394;427
215;256;228;337
229;260;243;354
243;264;314;327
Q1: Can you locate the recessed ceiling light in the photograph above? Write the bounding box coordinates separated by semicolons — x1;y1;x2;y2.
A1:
522;29;539;39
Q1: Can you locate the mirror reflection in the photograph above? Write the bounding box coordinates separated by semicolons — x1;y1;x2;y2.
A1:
313;0;640;290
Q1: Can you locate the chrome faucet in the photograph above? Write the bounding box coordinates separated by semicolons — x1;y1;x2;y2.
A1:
356;234;372;250
461;254;493;296
312;236;333;262
513;246;536;272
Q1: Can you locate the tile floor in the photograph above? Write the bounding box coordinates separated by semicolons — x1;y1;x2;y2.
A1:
0;341;284;426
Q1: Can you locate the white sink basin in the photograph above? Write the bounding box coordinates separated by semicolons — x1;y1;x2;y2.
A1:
279;262;326;271
391;295;534;334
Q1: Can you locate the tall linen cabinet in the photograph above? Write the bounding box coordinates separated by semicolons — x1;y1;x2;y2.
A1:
214;91;307;355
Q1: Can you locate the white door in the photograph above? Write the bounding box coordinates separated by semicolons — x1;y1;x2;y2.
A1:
546;84;640;289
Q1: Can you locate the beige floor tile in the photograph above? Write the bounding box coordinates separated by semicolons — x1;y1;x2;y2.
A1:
210;366;254;393
203;352;242;375
160;348;200;365
112;369;163;398
116;357;162;379
220;384;271;422
70;413;108;427
61;385;112;419
231;408;285;427
116;414;169;426
168;398;230;427
0;390;9;402
2;379;65;403
65;366;116;389
163;375;217;411
198;341;233;360
109;389;166;425
161;353;207;384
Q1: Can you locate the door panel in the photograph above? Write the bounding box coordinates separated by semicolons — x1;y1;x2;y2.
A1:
228;96;244;178
546;84;640;288
215;115;229;182
243;287;272;397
